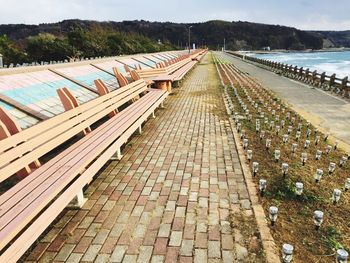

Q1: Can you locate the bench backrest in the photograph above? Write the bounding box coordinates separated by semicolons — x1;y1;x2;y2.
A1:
136;57;192;79
0;79;148;183
165;58;192;74
136;67;167;78
113;67;130;87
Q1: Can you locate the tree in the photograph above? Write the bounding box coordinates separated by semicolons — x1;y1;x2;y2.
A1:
26;33;71;62
0;34;27;65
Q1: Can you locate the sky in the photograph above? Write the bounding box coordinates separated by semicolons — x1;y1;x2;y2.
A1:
0;0;349;31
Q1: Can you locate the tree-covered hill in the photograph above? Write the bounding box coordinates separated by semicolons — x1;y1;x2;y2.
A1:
0;19;343;65
312;30;350;48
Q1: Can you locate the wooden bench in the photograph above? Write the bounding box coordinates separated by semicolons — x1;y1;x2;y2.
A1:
170;60;198;81
0;79;168;262
136;54;193;80
131;52;204;92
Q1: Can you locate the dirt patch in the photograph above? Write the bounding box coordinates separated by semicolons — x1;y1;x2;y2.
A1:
230;211;266;262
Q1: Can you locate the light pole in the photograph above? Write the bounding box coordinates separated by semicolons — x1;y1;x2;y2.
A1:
188;26;193;54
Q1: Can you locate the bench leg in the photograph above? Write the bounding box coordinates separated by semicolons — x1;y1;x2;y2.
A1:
167;81;172;93
156;81;168;91
138;125;142;135
71;189;87;208
160;102;165;108
116;148;123;160
152;111;156;119
111;147;123;161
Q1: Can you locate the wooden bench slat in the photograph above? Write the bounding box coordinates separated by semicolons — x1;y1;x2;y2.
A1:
0;89;162;210
0;79;144;153
172;61;197;81
0;84;148;182
0;90;168;263
0;81;145;159
0;89;162;212
0;90;167;251
0;93;156;217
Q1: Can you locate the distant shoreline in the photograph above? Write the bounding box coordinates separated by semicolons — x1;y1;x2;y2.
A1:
246;47;350;55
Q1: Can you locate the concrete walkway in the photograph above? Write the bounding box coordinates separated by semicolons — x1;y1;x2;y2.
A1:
23;55;262;262
218;52;350;150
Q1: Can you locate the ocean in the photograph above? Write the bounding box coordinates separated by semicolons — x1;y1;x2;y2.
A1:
252;51;350;79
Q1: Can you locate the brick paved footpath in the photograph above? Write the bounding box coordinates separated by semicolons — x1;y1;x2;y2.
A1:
23;55;257;263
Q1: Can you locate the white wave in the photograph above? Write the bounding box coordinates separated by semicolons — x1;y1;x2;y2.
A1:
256;51;350;78
312;62;350;79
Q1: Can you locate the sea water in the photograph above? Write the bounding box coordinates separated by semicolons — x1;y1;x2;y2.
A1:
252;51;350;79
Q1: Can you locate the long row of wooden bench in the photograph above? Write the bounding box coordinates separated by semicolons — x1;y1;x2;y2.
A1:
133;49;207;91
0;50;205;262
0;78;167;262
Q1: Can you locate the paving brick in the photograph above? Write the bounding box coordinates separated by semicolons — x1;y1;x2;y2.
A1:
100;237;117;254
180;239;194;256
110;245;128;262
208;241;221;259
54;244;75;261
143;230;158;246
183;224;195;240
123;254;138;263
81;244;101;262
195;232;208;248
165;247;179;263
208;225;221;241
158;223;171;238
66;252;83;263
151;255;165;263
137;246;153;263
175;207;186;218
162;211;174;224
169;231;183;247
153;237;168;255
172;217;185;231
41;228;61;243
47;235;66;252
194;249;208;263
221;234;234;250
92;229;109;245
25;242;50;261
85;223;102;237
222;250;234;263
95;254;111;263
165;200;176;211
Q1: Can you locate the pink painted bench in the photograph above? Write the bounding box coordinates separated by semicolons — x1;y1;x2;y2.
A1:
0;79;168;262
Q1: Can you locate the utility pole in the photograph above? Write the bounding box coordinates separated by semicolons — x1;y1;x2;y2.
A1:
188;26;193;54
0;54;3;68
224;38;226;51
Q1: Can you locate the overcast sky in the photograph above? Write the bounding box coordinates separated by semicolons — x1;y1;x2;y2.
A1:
0;0;349;30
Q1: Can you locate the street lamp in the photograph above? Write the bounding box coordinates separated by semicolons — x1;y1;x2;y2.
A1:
188;26;193;54
337;249;349;263
313;210;324;230
269;206;278;225
282;244;294;263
